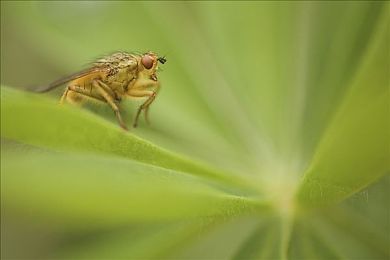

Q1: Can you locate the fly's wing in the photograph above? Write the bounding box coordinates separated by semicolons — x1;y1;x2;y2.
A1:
33;67;105;93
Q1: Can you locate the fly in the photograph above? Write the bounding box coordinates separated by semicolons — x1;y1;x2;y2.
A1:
37;51;166;130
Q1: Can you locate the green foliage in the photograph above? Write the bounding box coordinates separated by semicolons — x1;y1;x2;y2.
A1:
1;1;389;259
297;14;389;207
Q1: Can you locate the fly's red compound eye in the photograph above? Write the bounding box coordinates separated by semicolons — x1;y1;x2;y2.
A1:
141;55;154;69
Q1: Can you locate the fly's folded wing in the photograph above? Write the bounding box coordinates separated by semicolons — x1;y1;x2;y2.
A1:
33;67;107;93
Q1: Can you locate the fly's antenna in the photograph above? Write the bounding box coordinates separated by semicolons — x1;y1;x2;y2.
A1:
157;56;167;64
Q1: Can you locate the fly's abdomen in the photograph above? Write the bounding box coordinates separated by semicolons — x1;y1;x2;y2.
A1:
65;71;107;103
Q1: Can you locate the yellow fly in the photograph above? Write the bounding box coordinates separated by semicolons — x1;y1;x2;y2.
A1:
37;51;166;130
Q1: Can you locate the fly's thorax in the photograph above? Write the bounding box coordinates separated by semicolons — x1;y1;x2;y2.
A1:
104;63;137;84
96;52;138;68
95;52;138;81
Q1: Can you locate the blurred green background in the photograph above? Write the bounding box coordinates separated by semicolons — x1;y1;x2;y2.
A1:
1;1;389;259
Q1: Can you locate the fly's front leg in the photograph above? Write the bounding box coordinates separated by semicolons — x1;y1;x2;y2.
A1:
92;80;128;130
127;79;160;127
128;89;156;128
143;80;160;125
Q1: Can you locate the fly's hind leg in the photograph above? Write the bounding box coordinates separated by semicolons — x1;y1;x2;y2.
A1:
92;80;128;130
61;85;106;104
60;87;70;104
60;86;86;105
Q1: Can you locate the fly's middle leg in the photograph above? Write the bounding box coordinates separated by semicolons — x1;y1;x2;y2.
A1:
92;80;128;130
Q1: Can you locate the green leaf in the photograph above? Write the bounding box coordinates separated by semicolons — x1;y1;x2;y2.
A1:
296;9;390;208
0;86;256;192
1;1;389;260
1;149;265;226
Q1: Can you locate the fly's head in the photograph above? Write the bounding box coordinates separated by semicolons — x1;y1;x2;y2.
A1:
139;52;166;81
